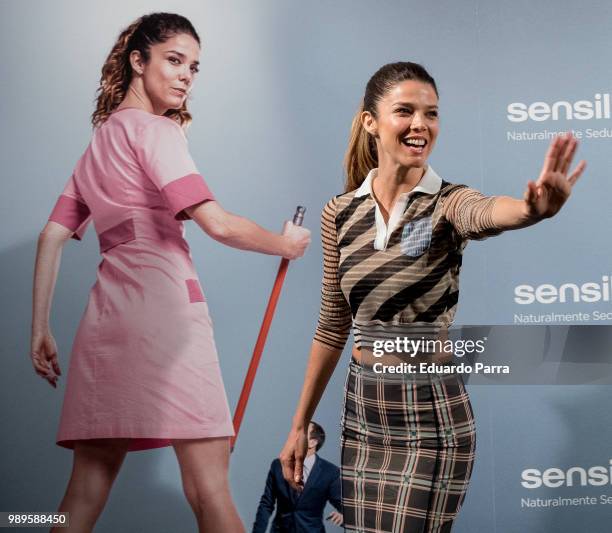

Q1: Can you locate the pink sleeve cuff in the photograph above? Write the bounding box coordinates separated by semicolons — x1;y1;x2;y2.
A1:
161;173;215;220
48;194;91;235
72;216;92;241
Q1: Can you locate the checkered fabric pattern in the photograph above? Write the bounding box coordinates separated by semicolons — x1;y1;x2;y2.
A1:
340;361;476;533
400;216;433;257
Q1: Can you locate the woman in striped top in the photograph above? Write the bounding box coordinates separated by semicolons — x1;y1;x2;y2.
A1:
279;62;585;532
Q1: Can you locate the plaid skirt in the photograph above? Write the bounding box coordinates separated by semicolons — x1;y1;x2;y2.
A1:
340;359;476;533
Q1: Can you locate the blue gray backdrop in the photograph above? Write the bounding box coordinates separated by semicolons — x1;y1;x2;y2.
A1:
1;1;611;532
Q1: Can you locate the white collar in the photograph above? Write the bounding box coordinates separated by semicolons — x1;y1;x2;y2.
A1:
355;166;442;251
354;166;442;198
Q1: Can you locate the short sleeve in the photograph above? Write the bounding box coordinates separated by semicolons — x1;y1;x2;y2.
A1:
313;198;353;350
442;185;503;241
135;117;215;220
48;173;92;241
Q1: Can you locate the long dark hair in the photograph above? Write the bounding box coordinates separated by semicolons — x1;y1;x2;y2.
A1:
344;62;438;192
92;13;200;128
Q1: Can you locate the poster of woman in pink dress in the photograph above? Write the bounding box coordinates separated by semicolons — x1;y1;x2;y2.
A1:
29;12;310;533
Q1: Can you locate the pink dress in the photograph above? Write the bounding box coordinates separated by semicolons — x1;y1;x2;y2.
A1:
48;108;235;451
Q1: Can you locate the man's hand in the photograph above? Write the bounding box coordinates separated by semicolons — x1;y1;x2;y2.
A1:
326;510;343;526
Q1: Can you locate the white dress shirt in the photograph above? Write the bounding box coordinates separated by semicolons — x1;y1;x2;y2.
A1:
302;453;317;485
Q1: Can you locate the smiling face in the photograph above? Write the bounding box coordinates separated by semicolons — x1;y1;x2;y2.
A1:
362;80;439;170
130;33;201;115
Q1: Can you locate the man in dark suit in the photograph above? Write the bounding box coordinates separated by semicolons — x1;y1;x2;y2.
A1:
252;422;343;532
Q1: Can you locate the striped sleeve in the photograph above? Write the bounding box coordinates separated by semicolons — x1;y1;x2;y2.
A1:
442;186;503;240
313;197;353;350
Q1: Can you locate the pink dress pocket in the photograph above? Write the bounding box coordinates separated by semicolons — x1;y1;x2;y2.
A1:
185;279;205;303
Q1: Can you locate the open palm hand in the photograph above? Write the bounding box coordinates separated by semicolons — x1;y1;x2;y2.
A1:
524;132;586;220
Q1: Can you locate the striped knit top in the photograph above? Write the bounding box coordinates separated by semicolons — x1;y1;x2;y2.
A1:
314;167;502;351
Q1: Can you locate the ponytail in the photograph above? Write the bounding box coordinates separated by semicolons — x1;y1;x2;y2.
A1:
92;13;200;128
91;19;142;128
343;102;377;193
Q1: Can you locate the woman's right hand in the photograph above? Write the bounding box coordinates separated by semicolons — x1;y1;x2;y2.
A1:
30;329;61;388
187;201;311;258
279;426;309;491
282;221;311;260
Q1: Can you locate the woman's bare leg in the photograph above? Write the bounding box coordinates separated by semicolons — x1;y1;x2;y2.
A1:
51;439;130;533
173;437;244;533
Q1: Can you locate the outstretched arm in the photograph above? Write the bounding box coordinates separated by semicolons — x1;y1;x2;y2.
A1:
31;222;73;387
185;201;310;259
444;132;586;239
491;132;586;230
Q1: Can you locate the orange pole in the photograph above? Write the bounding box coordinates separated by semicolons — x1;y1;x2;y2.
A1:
231;207;305;451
